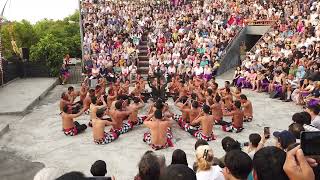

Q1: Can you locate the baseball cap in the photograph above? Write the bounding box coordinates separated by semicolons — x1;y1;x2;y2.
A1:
273;130;296;149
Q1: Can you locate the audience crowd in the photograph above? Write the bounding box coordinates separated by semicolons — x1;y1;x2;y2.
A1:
38;0;320;180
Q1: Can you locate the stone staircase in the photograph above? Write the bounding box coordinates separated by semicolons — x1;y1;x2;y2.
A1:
138;33;149;76
69;65;85;84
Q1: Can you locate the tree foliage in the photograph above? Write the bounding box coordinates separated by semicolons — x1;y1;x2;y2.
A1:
0;10;81;75
30;34;67;76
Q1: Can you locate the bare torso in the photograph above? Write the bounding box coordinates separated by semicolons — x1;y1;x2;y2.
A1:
61;113;75;129
232;109;244;128
200;115;214;136
146;119;170;146
189;108;201;123
243;101;253;117
211;103;223;120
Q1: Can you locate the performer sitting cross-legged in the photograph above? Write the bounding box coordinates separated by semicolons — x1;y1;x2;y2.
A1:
143;109;174;150
127;96;147;126
61;105;87;136
186;104;216;141
222;100;245;133
106;100;134;135
92;109;120;145
176;100;201;132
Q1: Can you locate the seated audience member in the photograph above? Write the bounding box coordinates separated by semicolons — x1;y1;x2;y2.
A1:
143;109;174;150
283;146;317;180
157;154;167;175
160;164;196;180
56;171;86;180
245;133;261;159
90;160;114;179
273;130;296;151
223;150;253;180
253;146;289;180
34;167;64;180
171;149;188;166
306;104;320;129
135;152;161;180
194;145;225;180
220;136;241;167
61;105;87;136
292;112;310;125
194;139;209;150
288;123;305;139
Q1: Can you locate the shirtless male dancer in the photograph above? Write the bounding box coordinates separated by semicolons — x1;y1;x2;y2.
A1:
60;92;81;114
207;95;225;125
127;96;146;125
177;101;201;132
61;105;87;136
66;86;80;103
107;101;134;135
83;89;96;112
92;109;119;145
239;94;253;122
187;104;216;141
174;96;190;123
79;83;89;103
88;96;107;127
143;109;174;150
222;101;244;133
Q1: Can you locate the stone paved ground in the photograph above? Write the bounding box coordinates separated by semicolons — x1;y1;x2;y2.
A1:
0;79;302;180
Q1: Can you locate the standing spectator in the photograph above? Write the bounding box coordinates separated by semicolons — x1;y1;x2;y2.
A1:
60;64;71;85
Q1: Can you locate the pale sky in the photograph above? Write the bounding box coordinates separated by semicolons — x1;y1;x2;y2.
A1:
0;0;79;24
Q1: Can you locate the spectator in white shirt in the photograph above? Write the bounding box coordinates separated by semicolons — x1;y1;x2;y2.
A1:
306;104;320;130
129;63;138;82
194;64;204;77
194;145;225;180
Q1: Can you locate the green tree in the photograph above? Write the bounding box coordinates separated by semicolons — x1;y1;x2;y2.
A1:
30;34;67;76
0;10;81;76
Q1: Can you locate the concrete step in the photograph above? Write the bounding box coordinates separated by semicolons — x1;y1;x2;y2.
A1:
139;56;149;61
140;41;148;46
139;52;148;56
138;45;148;50
138;67;149;74
138;61;149;67
139;49;148;53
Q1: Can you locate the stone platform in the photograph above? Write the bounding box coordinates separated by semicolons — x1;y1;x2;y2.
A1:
0;77;302;179
0;78;58;115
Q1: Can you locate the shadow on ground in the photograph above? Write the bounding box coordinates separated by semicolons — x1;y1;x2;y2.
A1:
0;150;44;180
